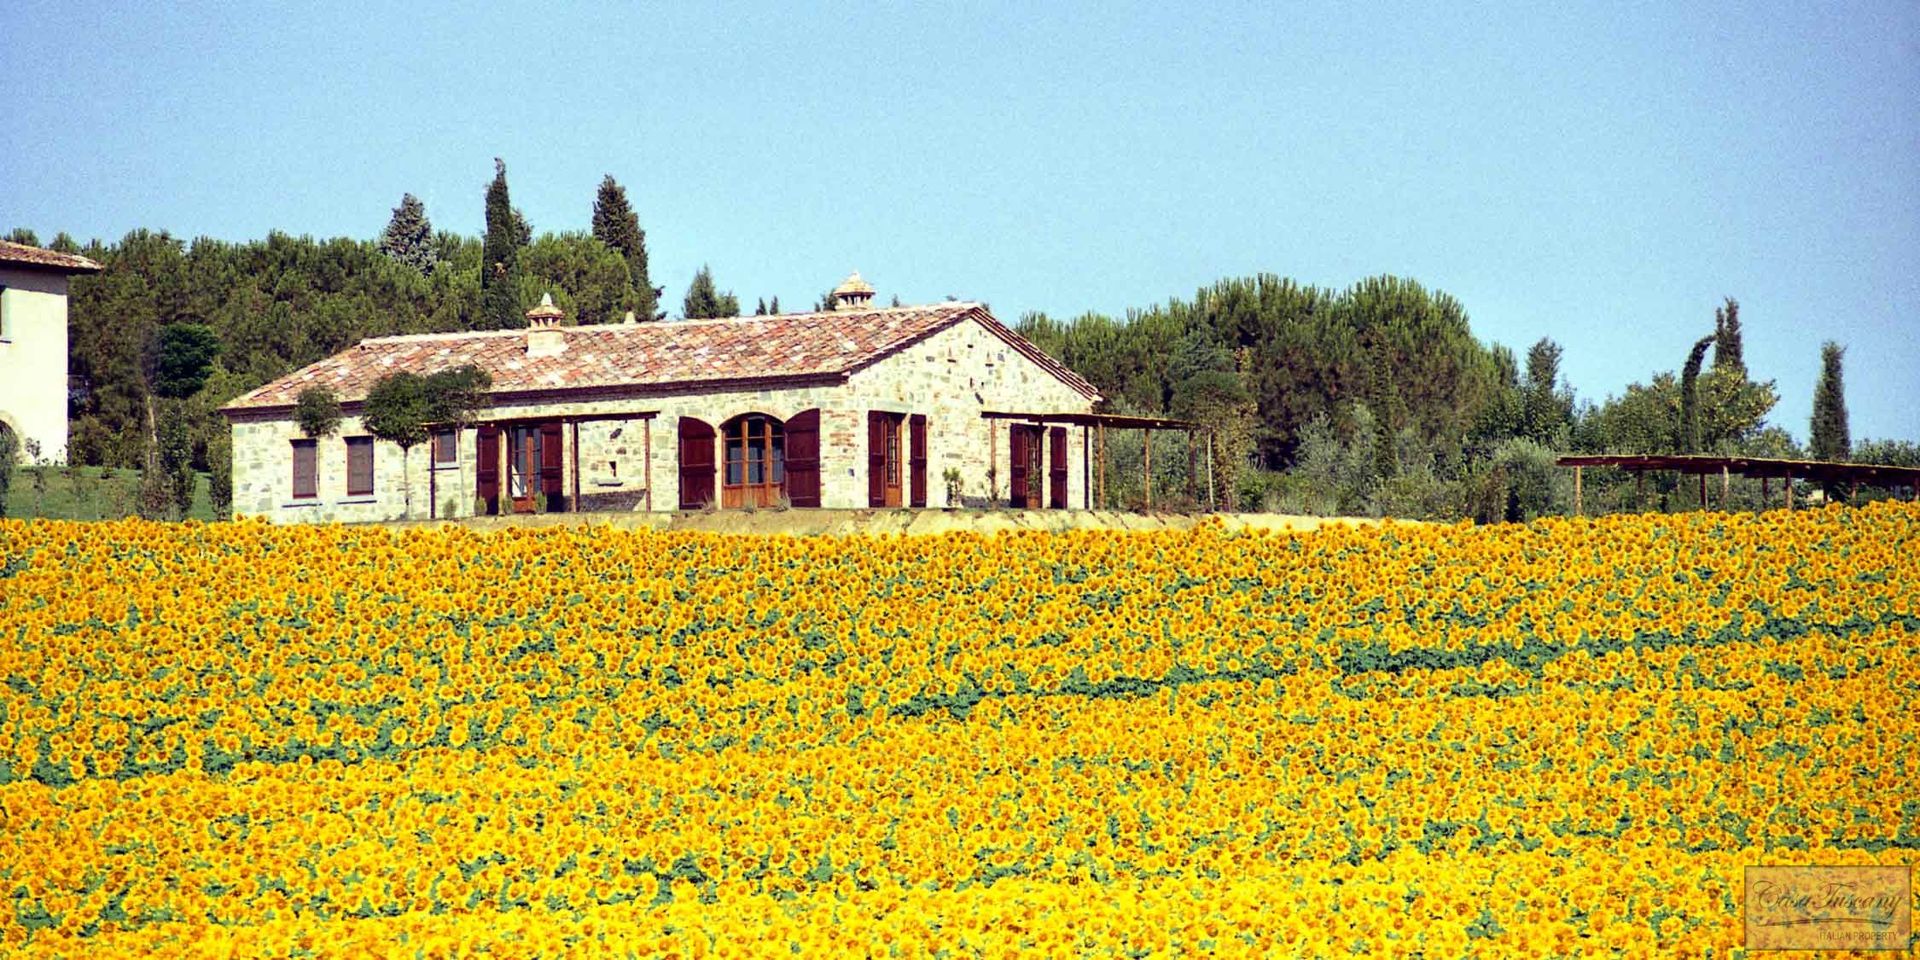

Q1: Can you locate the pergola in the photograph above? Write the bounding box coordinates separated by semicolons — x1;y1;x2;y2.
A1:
982;411;1209;510
1555;454;1920;514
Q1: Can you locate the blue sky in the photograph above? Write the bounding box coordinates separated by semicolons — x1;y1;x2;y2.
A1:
4;1;1916;443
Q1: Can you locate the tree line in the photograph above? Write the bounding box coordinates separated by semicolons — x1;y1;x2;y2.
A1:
3;160;776;518
7;160;1909;522
1018;280;1908;520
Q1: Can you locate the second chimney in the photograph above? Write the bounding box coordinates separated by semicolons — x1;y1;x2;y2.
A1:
526;292;566;356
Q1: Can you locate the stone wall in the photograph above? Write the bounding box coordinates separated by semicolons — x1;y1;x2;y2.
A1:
0;268;72;464
229;313;1099;522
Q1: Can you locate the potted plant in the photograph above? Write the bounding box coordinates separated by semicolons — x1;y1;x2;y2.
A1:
942;468;964;510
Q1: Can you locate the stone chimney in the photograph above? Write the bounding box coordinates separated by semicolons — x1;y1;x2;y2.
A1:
526;292;566;357
830;271;876;311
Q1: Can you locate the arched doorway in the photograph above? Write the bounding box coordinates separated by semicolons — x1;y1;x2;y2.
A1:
720;413;785;508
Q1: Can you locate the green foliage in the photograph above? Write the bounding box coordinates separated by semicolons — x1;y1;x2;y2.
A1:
1810;341;1849;462
1491;438;1563;522
590;175;661;322
423;364;493;427
481;158;527;331
5;227;40;246
515;233;636;325
362;372;434;451
378;193;437;275
682;265;739;319
1712;298;1744;375
207;430;232;519
0;425;15;517
1678;335;1714;454
1520;338;1572;446
155;403;198;519
294;386;343;439
150;323;221;399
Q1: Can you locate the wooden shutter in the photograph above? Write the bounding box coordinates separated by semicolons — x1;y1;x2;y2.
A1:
1048;426;1068;509
1008;424;1029;508
909;414;928;508
476;425;500;514
867;411;887;507
346;436;375;497
291;439;317;500
784;409;821;508
539;421;565;509
678;416;716;510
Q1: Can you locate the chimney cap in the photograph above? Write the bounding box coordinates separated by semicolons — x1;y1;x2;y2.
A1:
832;271;874;296
526;292;565;325
831;271;876;311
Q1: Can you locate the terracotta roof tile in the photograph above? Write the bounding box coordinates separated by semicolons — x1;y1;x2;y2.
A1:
0;240;103;274
222;302;1101;413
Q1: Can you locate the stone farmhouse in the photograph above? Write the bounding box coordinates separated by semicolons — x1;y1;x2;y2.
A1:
221;274;1117;523
0;240;103;464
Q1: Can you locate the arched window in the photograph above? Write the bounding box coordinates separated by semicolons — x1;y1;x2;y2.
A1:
720;414;785;508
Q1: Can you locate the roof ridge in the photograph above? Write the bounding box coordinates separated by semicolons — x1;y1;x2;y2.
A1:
355;302;982;345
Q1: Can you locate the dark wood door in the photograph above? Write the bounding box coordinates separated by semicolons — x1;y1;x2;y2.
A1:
784;409;821;507
539;421;565;512
908;414;928;507
678;417;716;510
1048;425;1068;509
1009;423;1045;508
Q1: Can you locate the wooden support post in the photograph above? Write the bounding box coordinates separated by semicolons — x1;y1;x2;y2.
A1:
1785;471;1793;511
989;422;998;505
643;418;653;512
1574;466;1583;517
1143;428;1153;511
1721;466;1730;511
1636;471;1645;511
1097;422;1107;509
1698;473;1707;511
1205;432;1216;512
1850;480;1858;506
571;420;582;513
1082;425;1091;510
1186;430;1197;504
1761;476;1770;511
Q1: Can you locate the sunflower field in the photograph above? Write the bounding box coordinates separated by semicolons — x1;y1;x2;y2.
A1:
0;503;1915;957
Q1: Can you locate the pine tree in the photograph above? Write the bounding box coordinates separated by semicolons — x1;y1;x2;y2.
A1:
481;159;525;330
378;193;437;275
682;266;739;319
1810;341;1850;462
1713;298;1745;374
590;175;662;321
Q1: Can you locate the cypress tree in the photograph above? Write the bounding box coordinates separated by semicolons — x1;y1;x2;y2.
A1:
1713;298;1745;374
1678;335;1714;453
1810;341;1850;462
378;193;437;275
481;159;525;330
754;298;768;316
768;296;780;315
591;175;662;321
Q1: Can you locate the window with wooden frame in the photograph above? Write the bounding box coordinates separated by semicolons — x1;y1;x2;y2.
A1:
345;436;375;497
720;414;785;508
431;428;458;467
290;439;317;500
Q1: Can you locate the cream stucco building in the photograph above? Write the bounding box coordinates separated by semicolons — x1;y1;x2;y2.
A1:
221;275;1113;523
0;241;103;464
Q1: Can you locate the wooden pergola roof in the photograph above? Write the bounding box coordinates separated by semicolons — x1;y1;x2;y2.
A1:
1556;454;1920;486
981;410;1203;430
